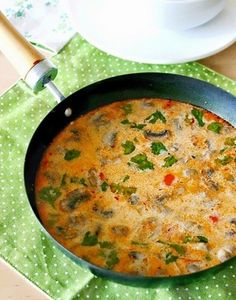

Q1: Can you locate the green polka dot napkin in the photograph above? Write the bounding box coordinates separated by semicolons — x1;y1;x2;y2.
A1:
0;34;236;300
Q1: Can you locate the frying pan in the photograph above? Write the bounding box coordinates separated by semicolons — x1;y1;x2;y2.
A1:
0;12;235;287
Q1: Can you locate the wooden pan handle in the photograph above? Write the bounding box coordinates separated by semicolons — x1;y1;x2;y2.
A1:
0;11;45;79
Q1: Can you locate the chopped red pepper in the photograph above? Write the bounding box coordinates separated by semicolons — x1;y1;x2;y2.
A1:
209;215;219;223
163;100;174;109
99;172;105;180
164;174;175;185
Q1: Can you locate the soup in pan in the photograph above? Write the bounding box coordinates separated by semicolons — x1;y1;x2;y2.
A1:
35;99;236;276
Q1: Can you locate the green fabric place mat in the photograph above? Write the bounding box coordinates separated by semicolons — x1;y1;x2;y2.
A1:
0;34;236;300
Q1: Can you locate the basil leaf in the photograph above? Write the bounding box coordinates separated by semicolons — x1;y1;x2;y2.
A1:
64;149;81;161
207;122;223;134
130;153;154;170
38;186;61;206
122;103;132;115
197;236;208;243
165;252;178;264
191;108;205;127
163;155;178;167
81;231;98;246
151;142;167;155
122;140;135;154
101;181;109;192
106;250;120;269
145;110;166;124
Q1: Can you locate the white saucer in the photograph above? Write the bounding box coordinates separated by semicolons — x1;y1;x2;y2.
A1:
67;0;236;64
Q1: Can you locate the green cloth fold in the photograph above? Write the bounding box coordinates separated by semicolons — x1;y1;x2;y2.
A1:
0;34;235;300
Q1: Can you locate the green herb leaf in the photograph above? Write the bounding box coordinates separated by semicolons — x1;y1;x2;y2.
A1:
191;108;205;127
106;250;120;269
197;235;208;243
110;183;137;196
122;175;130;182
60;173;67;187
165;252;178;264
145;110;166;124
151;142;167;155
163;155;178;167
38;186;61;206
79;178;88;186
122;103;132;115
169;243;185;255
121;119;130;125
215;155;233;166
122;140;136;155
130;153;154;170
207;122;223;134
64;149;81;161
70;176;80;183
99;241;114;249
81;231;98;246
131;241;149;247
183;236;193;243
101;181;109;192
130;123;146;130
224;137;236;146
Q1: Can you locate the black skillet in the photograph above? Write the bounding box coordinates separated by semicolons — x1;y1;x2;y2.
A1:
1;12;235;287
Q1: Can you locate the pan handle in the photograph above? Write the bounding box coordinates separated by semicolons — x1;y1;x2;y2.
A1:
0;11;64;100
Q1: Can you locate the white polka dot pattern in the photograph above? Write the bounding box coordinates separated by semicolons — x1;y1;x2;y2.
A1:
0;34;235;300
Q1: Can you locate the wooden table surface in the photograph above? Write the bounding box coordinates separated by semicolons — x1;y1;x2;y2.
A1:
0;42;235;300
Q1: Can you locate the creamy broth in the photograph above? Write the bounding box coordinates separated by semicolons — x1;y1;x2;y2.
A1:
35;99;236;276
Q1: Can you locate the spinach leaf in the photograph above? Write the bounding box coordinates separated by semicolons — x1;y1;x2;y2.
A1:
122;140;135;154
145;110;166;124
106;250;120;269
64;149;81;161
207;122;223;134
130;153;154;170
81;231;98;246
151;142;167;155
163;155;178;167
165;252;178;264
38;186;61;206
191;108;205;127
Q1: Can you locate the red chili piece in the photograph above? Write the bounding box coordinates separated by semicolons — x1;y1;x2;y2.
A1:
99;172;105;180
209;215;219;223
164;174;175;186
